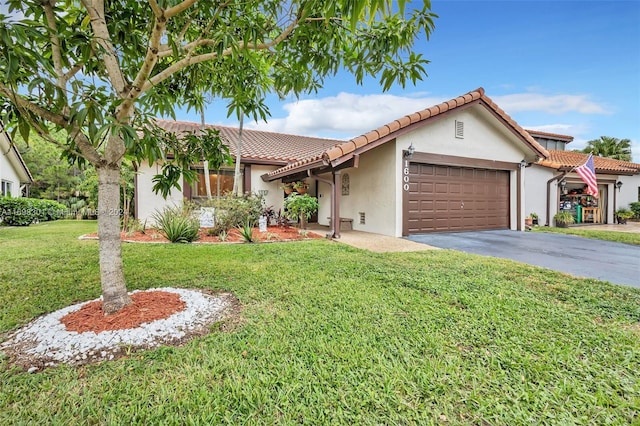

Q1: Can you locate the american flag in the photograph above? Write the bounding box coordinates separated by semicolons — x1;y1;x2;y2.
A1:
575;154;598;198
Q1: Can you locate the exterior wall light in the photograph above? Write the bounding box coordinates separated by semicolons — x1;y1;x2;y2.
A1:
403;143;415;158
519;159;527;168
258;189;269;196
559;179;567;191
616;181;623;192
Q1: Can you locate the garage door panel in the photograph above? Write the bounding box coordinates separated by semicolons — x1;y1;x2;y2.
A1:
407;162;510;234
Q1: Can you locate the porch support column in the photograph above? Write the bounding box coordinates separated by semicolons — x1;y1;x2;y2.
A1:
333;170;342;239
546;172;567;226
613;180;618;223
517;165;523;231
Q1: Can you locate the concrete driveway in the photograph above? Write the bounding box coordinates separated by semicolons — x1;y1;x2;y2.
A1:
407;230;640;288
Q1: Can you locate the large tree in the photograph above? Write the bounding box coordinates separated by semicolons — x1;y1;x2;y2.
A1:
582;136;632;161
0;0;436;314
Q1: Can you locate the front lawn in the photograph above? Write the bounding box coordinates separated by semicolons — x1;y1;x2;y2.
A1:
1;221;639;424
533;225;640;245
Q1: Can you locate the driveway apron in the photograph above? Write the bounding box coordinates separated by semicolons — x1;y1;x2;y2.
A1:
407;230;640;288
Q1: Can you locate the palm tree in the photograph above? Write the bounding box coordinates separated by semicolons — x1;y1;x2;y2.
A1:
582;136;632;161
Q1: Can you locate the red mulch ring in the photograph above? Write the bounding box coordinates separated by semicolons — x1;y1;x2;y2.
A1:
61;291;186;333
83;226;323;243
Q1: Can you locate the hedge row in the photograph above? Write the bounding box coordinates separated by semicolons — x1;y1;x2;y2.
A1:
0;197;67;226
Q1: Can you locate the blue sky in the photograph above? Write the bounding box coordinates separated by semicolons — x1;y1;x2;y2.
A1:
177;0;640;161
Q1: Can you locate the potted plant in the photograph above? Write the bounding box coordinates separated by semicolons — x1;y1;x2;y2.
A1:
525;215;533;227
615;208;634;224
280;182;294;195
530;212;539;225
293;181;309;194
554;211;575;228
283;193;319;230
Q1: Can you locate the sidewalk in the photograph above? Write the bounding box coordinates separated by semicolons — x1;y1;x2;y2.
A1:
571;221;640;233
307;225;438;253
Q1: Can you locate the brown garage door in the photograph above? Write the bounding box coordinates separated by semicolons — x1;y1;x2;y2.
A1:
406;163;510;233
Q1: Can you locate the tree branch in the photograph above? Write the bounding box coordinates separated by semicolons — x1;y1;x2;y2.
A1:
0;83;105;166
165;0;197;19
42;0;64;86
147;0;163;18
62;63;84;82
0;84;67;127
142;16;300;92
80;0;128;97
126;15;166;102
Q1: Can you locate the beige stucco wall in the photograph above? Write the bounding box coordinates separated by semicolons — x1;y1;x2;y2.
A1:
398;107;534;163
618;174;640;209
0;132;27;197
525;165;557;226
0;149;22;197
249;165;287;212
339;141;398;235
136;162;184;223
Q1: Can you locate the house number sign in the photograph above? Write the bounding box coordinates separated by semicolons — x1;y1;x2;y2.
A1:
403;160;410;191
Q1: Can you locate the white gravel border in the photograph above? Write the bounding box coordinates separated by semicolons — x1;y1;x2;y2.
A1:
1;288;233;371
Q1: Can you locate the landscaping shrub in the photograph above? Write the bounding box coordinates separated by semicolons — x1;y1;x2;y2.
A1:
0;197;66;226
152;205;200;243
32;199;67;221
283;193;319;229
629;201;640;219
201;193;263;235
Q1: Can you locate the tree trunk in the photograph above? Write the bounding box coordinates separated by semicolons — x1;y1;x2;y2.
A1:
97;165;132;314
201;109;212;199
233;113;244;196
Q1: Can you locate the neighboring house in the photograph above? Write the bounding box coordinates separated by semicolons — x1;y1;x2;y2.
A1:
138;88;549;237
0;123;32;198
525;130;640;226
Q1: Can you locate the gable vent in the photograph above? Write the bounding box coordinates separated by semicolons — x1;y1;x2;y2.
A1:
359;212;365;225
455;120;464;139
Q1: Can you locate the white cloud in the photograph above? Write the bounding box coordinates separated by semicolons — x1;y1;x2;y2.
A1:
245;90;614;141
246;92;445;138
494;93;611;115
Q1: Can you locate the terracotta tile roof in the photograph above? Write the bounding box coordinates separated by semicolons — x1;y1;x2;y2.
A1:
155;119;341;164
538;150;640;174
526;129;574;143
266;88;549;179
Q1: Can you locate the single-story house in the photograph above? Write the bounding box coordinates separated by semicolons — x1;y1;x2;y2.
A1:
136;88;640;237
0;123;32;197
524;130;640;226
136;120;342;223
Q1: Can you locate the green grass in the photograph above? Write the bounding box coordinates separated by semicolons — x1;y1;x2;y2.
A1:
1;220;640;424
533;225;640;245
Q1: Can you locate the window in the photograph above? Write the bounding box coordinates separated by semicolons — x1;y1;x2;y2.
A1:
193;169;235;197
1;180;12;197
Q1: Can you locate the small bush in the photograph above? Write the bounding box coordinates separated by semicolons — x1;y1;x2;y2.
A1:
629;202;640;219
152;205;200;243
200;193;262;234
284;193;319;229
615;208;635;220
0;197;66;226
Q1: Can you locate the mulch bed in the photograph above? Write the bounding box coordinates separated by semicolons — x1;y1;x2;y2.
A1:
61;291;186;333
82;226;324;243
